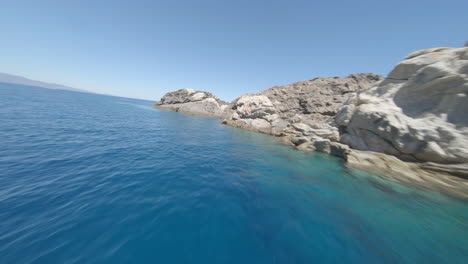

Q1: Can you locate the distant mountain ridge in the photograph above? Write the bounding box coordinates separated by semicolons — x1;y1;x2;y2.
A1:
0;72;89;93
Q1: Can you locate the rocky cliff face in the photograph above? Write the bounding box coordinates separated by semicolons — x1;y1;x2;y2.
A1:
223;73;384;151
336;47;468;164
154;89;229;118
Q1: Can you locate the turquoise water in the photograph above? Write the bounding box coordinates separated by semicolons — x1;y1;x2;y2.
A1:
1;83;467;264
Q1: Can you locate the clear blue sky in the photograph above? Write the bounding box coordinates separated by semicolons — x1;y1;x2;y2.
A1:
0;0;466;101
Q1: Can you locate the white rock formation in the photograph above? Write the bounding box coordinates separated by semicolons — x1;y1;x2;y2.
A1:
337;47;468;164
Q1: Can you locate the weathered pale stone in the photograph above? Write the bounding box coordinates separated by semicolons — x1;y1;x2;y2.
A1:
292;123;311;133
190;92;206;101
154;89;228;118
339;47;468;164
234;95;275;119
249;119;271;131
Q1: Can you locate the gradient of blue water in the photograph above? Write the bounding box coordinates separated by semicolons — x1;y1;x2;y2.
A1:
1;83;467;264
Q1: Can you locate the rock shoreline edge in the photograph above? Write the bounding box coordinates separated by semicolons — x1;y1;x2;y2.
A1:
153;46;468;199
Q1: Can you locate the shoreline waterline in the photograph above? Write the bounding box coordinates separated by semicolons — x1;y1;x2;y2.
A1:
153;107;468;200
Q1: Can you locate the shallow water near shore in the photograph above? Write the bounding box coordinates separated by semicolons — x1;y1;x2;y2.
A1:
1;83;468;263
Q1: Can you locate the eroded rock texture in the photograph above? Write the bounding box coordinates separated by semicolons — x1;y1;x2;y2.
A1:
223;74;384;151
337;47;468;164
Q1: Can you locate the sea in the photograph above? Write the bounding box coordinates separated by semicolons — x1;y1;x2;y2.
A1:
1;82;467;263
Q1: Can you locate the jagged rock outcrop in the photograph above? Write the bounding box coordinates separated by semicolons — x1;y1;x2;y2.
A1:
223;74;384;150
336;47;468;164
154;89;229;118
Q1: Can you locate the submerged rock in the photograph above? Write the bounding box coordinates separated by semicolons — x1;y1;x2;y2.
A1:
335;146;468;199
154;89;229;118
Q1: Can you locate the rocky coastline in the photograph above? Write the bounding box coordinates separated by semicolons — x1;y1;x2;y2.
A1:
154;46;468;198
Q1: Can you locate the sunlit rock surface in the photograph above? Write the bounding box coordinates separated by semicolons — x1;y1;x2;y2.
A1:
337;47;468;164
223;73;383;150
154;89;229;118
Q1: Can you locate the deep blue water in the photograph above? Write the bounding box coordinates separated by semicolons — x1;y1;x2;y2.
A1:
1;83;468;264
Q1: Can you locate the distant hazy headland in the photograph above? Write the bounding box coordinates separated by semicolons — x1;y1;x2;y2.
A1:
0;72;89;93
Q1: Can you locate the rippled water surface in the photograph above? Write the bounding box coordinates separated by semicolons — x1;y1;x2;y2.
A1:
1;83;468;264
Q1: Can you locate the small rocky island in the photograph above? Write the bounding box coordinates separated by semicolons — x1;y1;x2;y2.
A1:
154;89;229;118
154;46;468;197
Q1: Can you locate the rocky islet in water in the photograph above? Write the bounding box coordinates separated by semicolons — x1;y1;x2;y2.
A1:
154;46;468;198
